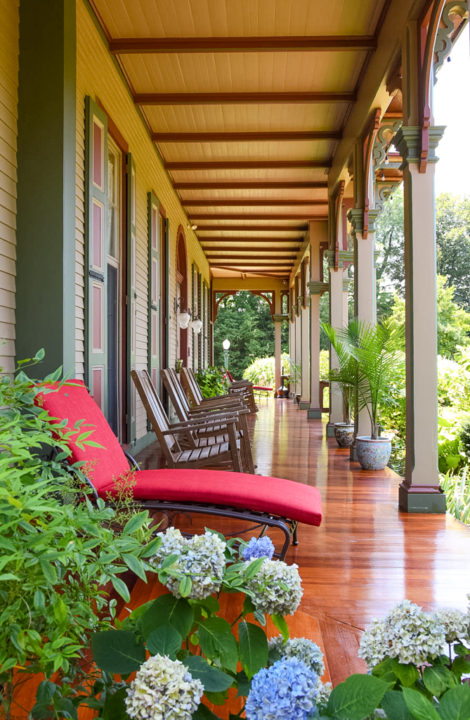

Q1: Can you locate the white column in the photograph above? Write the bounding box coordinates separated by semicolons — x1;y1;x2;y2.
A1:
294;312;302;398
348;208;378;437
307;220;328;418
327;264;349;433
299;304;310;408
274;319;281;395
395;125;446;513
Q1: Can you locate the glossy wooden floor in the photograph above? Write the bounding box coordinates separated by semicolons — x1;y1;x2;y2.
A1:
137;395;470;685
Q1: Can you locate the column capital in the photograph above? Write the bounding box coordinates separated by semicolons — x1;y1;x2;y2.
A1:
343;278;351;292
395;125;445;167
308;281;329;295
347;207;380;235
272;313;289;323
325;249;354;267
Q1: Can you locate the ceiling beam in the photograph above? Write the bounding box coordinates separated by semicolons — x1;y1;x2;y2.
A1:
153;130;342;142
109;36;376;54
196;224;308;231
135;91;355;105
205;253;298;259
176;181;328;190
208;261;295;267
166;160;331;170
190;213;326;220
184;199;327;207
198;237;303;250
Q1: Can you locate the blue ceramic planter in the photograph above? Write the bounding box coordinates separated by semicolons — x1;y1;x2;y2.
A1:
356;436;392;470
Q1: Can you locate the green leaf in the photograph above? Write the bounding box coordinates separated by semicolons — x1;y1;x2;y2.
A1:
271;614;289;642
40;559;57;584
52;596;68;625
326;674;390;720
198;617;239;673
122;553;147;581
381;690;414;720
111;576;130;603
392;660;419;687
91;630;146;674
402;687;441;720
238;621;268;679
204;690;229;705
101;687;129;720
141;536;162;558
242;595;256;617
192;704;220;720
422;666;457;698
179;575;192;598
123;511;149;535
146;625;182;659
139;594;194;641
437;685;470;720
452;656;470;678
183;656;233;692
0;573;20;581
243;557;266;579
235;670;251;698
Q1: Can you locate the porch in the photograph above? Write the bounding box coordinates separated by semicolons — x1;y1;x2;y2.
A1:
137;395;470;686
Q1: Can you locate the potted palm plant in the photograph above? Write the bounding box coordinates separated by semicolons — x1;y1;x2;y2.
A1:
323;319;404;469
322;323;357;448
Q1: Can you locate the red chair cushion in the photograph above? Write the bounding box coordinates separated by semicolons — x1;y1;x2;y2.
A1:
37;380;130;491
101;468;322;527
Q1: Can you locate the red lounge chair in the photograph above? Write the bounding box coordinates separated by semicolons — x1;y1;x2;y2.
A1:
37;380;322;559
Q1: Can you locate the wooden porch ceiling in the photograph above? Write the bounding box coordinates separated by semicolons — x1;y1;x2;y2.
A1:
89;0;393;280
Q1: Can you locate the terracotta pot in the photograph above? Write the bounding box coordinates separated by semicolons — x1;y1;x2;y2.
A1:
334;422;355;448
356;435;392;470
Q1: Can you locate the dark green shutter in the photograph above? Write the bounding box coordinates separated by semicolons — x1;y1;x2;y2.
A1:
85;96;108;413
126;153;137;445
147;192;160;390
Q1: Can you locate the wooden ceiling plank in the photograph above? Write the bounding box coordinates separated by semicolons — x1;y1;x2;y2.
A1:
175;181;328;189
166;160;332;170
153;130;342;142
198;236;303;248
135;91;355;105
196;224;308;231
185;199;327;207
208;261;295;267
109;36;377;54
189;213;326;220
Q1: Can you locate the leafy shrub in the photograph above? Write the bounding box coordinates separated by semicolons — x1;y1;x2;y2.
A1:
0;351;160;716
460;417;470;460
441;467;470;525
194;366;228;397
242;353;291;387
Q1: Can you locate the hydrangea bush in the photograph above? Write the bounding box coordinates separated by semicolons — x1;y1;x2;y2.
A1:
33;528;470;719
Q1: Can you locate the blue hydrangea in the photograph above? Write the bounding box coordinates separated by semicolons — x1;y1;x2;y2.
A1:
268;636;324;676
245;658;319;720
242;536;275;561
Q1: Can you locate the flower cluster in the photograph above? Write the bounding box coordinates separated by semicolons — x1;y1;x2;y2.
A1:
152;527;226;599
359;600;446;668
245;657;319;720
125;654;203;720
245;559;302;615
242;536;275;561
432;608;470;643
268;636;324;676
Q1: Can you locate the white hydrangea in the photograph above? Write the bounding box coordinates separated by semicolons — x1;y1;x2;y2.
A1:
359;600;445;669
432;608;470;643
125;654;203;720
152;527;226;599
268;636;324;676
245;559;303;616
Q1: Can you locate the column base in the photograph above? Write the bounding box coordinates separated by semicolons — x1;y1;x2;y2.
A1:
398;482;446;513
299;400;310;410
308;407;322;419
326;422;336;437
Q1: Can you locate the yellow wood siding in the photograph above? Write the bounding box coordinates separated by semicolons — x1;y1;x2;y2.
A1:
76;0;209;439
0;0;19;374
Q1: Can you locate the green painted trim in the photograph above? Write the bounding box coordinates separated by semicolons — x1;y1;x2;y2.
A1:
395;126;445;166
127;153;137;444
16;0;77;375
308;281;329;295
326;423;336;437
308;408;322;419
272;313;289;323
299;401;310;410
398;482;446;513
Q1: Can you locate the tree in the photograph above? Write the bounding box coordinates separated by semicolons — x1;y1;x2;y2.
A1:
375;188;405;296
388;275;470;358
213;292;288;378
436;194;470;312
